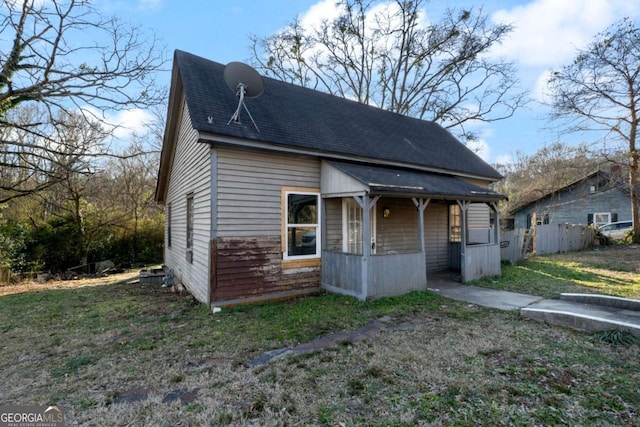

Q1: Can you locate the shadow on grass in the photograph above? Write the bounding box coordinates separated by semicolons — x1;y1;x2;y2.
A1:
473;257;638;299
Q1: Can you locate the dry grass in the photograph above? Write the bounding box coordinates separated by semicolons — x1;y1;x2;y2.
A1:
474;245;640;299
1;249;639;426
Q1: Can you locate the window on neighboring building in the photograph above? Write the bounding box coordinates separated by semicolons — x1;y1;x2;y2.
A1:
449;204;461;242
592;212;611;228
283;190;321;260
186;193;194;263
167;203;172;248
536;213;550;225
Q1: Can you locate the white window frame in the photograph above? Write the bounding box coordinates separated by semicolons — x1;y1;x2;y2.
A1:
342;198;376;255
593;212;611;228
283;190;321;261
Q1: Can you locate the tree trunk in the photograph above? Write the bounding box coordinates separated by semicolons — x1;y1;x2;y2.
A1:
630;148;640;243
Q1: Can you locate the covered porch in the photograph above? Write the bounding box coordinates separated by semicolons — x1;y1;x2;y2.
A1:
320;160;505;300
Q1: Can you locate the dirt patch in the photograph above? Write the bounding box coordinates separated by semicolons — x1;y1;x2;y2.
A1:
0;271;141;297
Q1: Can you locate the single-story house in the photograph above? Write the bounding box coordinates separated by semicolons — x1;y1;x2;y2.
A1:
511;169;636;229
155;50;506;308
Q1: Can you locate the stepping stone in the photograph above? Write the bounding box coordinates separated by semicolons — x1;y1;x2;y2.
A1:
162;388;200;404
248;316;403;367
113;387;150;404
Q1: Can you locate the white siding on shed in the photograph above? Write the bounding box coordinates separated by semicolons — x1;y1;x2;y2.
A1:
165;100;211;303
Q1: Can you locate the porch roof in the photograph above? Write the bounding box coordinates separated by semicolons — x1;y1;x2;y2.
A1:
327;161;506;202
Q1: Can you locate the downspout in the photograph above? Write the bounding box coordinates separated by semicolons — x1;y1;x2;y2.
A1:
209;146;218;308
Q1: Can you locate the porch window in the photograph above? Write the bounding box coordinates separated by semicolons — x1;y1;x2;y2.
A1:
284;190;321;259
342;198;376;254
343;198;362;254
449;204;461;242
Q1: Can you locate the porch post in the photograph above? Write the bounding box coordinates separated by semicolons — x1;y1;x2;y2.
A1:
491;202;500;244
355;194;380;300
457;200;469;282
412;198;430;253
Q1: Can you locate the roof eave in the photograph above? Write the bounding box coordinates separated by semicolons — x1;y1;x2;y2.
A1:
154;53;183;204
198;131;503;183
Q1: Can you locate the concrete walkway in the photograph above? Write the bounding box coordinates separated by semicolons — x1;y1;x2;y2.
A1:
427;283;542;311
427;279;640;337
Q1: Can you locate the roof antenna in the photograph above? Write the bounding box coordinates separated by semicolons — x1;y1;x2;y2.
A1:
224;62;264;132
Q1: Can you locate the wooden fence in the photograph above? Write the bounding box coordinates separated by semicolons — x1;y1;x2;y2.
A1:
501;224;596;263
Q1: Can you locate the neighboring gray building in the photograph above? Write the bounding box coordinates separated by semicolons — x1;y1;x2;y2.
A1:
155;50;506;308
511;170;635;229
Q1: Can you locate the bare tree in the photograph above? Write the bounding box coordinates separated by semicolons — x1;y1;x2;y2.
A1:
548;18;640;242
251;0;527;141
0;0;166;201
493;142;603;218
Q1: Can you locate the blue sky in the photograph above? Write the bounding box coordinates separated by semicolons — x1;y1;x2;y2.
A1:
101;0;640;165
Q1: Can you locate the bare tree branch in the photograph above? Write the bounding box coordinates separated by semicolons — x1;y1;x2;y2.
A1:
547;18;640;241
251;0;527;142
0;0;167;201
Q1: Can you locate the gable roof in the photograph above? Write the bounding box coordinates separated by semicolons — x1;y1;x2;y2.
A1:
509;169;631;215
173;50;502;180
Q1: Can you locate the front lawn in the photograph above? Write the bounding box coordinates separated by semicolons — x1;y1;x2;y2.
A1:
0;248;638;425
472;245;640;299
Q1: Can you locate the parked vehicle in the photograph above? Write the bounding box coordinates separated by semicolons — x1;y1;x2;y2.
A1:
598;221;633;240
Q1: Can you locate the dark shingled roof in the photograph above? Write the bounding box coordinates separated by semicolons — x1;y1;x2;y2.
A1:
328;161;506;201
175;50;503;180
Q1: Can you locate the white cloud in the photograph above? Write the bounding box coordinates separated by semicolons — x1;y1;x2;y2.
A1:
466;138;490;162
490;0;640;68
299;0;343;30
137;0;163;13
493;153;513;166
532;69;554;103
109;108;155;140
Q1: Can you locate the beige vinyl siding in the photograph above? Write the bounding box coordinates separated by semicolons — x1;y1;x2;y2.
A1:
165;100;211;304
376;197;419;253
324;198;342;251
216;148;321;237
462;178;492;188
424;201;449;272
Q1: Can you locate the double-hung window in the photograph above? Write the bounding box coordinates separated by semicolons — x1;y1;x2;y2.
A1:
283;189;321;260
593;212;611;228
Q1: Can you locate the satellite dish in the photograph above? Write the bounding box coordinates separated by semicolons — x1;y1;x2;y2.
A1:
224;62;264;131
